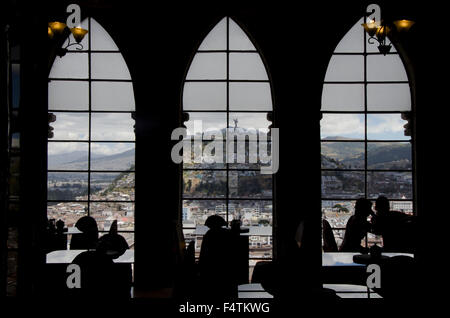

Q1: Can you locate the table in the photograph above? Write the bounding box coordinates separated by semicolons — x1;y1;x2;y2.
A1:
323;253;365;267
322;252;413;266
238;283;274;299
322;252;414;285
46;249;134;264
323;284;382;299
192;225;272;236
65;227;82;234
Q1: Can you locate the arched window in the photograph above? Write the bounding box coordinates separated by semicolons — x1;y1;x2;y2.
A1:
320;7;414;250
181;17;274;268
47;18;135;247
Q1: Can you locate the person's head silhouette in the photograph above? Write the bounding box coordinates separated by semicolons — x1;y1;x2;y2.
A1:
375;196;390;215
205;215;227;230
354;198;372;218
71;216;99;250
97;220;129;259
75;216;98;236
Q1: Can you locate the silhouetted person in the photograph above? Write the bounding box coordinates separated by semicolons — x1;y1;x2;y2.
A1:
176;240;197;298
371;196;416;252
72;222;131;299
44;218;67;252
70;216;99;250
198;215;238;299
251;220;339;306
54;219;68;250
283;220;337;302
100;220;132;298
340;198;373;252
322;219;338;252
98;220;129;257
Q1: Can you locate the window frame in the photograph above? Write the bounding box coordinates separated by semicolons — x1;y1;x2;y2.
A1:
47;18;136;241
320;13;416;249
181;16;276;262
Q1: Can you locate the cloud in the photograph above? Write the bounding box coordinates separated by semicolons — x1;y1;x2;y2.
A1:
321;113;408;140
52;113;89;140
367;114;406;137
49;112;135;156
48;141;88;155
91;143;134;156
52;112;135;141
91;113;135;140
321;114;364;138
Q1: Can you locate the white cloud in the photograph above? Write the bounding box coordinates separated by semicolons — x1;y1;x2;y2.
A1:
52;113;88;140
367;114;405;136
91;113;135;140
49;112;135;156
91;143;134;156
321;114;364;138
48;142;88;155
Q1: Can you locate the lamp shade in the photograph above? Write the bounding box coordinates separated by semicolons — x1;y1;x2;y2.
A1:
375;25;391;41
48;22;67;35
362;20;381;37
70;27;89;43
393;20;415;32
377;43;392;55
48;26;54;39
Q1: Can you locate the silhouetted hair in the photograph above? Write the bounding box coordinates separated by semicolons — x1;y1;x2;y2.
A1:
375;196;390;213
205;215;227;229
97;221;129;259
354;198;372;218
75;216;99;236
70;216;99;250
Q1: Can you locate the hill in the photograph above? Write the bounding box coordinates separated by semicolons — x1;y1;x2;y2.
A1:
49;148;135;171
321;137;411;170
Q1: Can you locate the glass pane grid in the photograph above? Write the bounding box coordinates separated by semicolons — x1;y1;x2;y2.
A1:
182;17;273;264
47;17;135;245
320;14;414;252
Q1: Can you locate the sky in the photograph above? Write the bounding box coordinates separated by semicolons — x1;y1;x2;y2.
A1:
48;112;135;156
321;113;410;140
47;111;408;157
46;14;411;158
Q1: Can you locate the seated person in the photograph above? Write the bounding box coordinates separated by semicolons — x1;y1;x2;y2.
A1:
198;215;239;299
339;198;373;252
72;221;131;298
70;216;99;250
371;196;416;252
322;219;338;252
98;220;129;258
253;220;338;302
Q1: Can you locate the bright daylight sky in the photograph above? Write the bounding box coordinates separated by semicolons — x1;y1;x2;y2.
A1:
47;16;410;157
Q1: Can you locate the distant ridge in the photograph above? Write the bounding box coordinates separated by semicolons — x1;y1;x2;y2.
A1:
49;148;135;170
321;137;411;170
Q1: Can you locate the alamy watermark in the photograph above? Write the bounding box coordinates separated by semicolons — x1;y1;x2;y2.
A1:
366;263;381;289
171;120;279;174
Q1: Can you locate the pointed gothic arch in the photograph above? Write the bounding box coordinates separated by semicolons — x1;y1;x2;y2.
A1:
181;17;275;270
320;10;415;251
47;18;136;246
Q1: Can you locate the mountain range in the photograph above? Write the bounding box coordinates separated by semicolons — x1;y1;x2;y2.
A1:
49;135;411;172
49;148;135;171
321;137;411;170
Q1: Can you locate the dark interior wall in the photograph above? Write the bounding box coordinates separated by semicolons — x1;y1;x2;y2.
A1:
9;0;440;294
7;1;50;296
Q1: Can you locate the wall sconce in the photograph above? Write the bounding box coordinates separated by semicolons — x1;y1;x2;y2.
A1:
48;22;88;57
361;4;414;55
48;4;88;57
